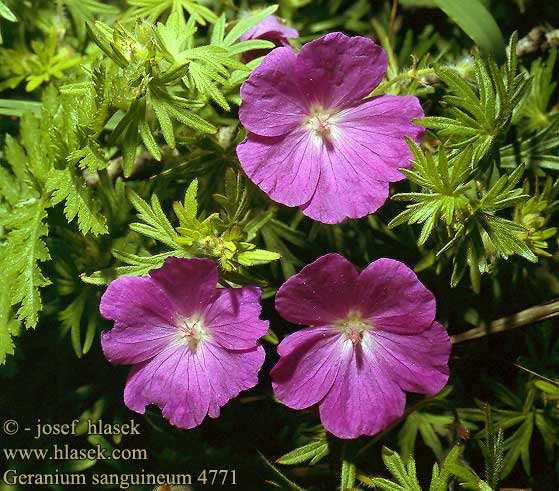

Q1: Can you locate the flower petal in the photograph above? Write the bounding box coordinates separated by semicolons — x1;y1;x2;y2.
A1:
271;327;345;410
295;32;387;109
275;254;359;325
201;342;266;418
371;321;451;395
335;95;425;182
319;334;406;439
101;322;177;365
237;128;322;207
356;258;436;334
100;276;178;364
149;257;219;318
299;142;390;224
239;47;307;137
240;15;299;43
204;286;269;350
124;344;212;429
100;276;174;326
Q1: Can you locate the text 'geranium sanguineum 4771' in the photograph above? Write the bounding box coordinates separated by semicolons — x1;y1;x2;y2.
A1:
99;257;268;429
271;254;451;439
237;32;425;224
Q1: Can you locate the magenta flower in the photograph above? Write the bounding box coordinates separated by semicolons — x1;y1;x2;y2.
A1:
270;254;450;439
237;32;425;224
99;257;268;429
240;15;299;63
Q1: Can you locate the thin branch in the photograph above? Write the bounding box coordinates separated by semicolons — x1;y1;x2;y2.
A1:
388;0;399;43
451;298;559;344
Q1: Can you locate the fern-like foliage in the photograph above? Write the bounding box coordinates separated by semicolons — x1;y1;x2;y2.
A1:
423;33;530;163
362;446;493;491
460;381;558;479
390;141;536;291
0;80;114;362
0;124;51;353
126;0;217;27
84;171;281;286
83;6;278;176
46;168;108;236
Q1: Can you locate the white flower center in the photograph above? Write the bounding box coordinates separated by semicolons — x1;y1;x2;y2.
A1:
175;314;209;350
333;311;371;346
305;108;338;141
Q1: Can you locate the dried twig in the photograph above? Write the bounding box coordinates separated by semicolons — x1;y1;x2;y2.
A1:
451;298;559;344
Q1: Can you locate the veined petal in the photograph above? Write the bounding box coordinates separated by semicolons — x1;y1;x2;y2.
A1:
201;342;266;418
237;128;322;207
239;47;308;137
336;95;425;180
319;333;406;439
295;32;387;109
149;257;219;318
204;286;269;350
356;258;436;334
100;275;178;364
275;254;359;325
122;338;265;429
124;344;212;429
299;142;390;224
271;327;345;410
100;275;175;327
101;323;177;365
371;321;451;395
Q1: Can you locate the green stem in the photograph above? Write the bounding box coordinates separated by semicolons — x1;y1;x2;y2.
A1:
258;451;307;491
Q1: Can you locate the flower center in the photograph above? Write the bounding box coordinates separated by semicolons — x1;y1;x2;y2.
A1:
305;108;337;140
333;311;371;346
175;314;209;350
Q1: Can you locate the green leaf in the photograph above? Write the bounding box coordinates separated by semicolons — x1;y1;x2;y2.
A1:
1;197;51;327
398;411;455;461
128;190;179;248
0;1;16;22
500;113;559;171
236;248;281;267
46;168;108;236
371;448;422;491
0;99;41;117
223;5;279;46
0;285;20;365
501;414;534;477
82;250;186;285
59;290;89;358
277;441;329;466
432;0;504;57
341;459;356;491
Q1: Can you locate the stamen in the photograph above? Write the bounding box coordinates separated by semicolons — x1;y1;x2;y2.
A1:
175;315;208;350
332;311;371;347
349;328;362;345
317;118;330;132
305;107;337;140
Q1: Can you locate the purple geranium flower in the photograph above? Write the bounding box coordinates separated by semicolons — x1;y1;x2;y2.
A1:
99;257;268;429
237;32;425;224
270;254;451;439
240;15;299;63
